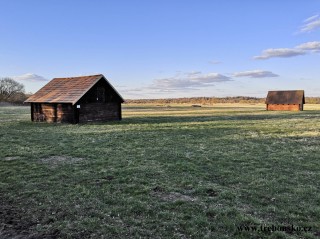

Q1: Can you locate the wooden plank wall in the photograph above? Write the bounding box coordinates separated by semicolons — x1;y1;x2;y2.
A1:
79;102;120;122
32;103;74;123
42;104;56;122
32;103;55;122
267;104;301;111
56;104;74;123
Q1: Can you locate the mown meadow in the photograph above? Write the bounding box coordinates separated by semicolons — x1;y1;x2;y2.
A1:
1;104;320;239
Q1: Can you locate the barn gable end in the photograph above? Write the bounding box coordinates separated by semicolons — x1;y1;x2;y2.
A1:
265;90;305;111
25;74;124;123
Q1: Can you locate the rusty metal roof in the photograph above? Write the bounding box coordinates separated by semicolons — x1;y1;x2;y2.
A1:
25;74;124;105
265;90;305;104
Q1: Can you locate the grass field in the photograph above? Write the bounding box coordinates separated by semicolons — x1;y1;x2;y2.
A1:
1;104;320;239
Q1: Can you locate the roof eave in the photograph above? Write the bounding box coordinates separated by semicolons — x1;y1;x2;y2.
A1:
101;75;125;103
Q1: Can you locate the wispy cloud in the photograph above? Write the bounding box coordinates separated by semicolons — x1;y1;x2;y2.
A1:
208;60;221;65
233;70;279;78
255;14;320;60
186;71;202;76
120;87;144;92
296;41;320;51
300;14;320;32
254;48;306;60
304;14;319;23
12;73;48;82
149;72;231;92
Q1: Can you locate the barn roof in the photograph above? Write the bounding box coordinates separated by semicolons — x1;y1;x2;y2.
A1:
25;74;124;105
265;90;305;104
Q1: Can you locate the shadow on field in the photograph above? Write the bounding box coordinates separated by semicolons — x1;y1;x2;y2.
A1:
120;111;320;125
13;110;320;127
122;105;264;111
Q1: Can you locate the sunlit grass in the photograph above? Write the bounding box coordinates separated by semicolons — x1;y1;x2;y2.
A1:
1;104;320;238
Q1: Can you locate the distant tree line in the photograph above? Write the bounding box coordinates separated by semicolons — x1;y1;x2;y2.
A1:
125;97;264;104
125;96;320;104
0;78;29;104
306;97;320;104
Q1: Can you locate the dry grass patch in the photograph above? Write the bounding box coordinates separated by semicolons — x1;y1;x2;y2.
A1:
2;156;21;161
152;189;198;202
39;156;84;168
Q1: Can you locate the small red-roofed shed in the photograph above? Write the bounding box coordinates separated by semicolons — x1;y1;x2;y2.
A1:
265;90;305;111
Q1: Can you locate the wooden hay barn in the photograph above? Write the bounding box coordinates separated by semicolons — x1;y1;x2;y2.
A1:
265;90;305;111
25;74;124;123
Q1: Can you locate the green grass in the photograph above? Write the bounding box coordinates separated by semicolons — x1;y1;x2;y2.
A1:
1;104;320;238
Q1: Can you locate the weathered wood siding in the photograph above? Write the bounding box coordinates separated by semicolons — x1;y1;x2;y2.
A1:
31;103;56;122
78;102;120;123
57;104;74;123
31;103;74;123
42;104;56;122
75;78;122;123
266;104;302;111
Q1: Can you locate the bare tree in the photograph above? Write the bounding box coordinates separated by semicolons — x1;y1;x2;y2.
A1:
0;78;25;102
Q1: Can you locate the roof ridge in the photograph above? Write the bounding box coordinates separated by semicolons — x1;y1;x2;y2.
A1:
267;90;304;92
53;74;103;79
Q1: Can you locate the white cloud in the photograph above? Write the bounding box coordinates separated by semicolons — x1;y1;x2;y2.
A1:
12;73;48;82
189;73;231;83
304;14;319;23
300;14;320;32
233;70;279;78
296;41;320;51
254;14;320;60
149;72;231;91
254;48;306;60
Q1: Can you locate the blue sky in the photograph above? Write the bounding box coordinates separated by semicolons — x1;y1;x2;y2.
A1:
1;0;320;98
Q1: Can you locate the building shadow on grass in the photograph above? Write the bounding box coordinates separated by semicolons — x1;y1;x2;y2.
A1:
119;111;320;125
16;109;320;127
